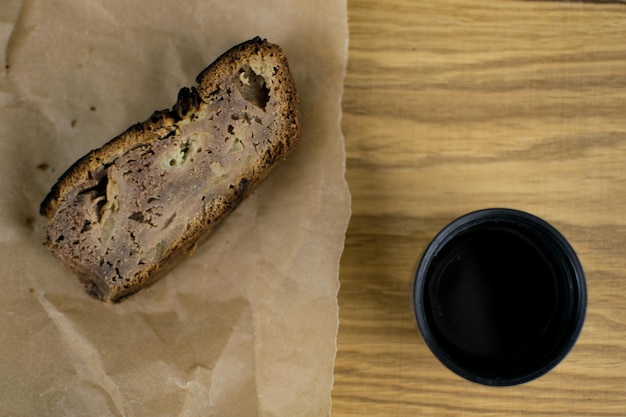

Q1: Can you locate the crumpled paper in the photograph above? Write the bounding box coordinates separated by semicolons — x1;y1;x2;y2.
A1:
0;0;350;416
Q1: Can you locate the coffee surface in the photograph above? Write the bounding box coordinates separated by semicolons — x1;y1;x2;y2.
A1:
426;226;560;364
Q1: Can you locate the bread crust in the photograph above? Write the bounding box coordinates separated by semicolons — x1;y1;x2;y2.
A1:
40;37;300;302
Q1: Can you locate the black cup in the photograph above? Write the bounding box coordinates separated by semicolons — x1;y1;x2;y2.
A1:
413;208;586;386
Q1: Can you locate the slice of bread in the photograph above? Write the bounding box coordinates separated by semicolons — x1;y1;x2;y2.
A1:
40;37;300;303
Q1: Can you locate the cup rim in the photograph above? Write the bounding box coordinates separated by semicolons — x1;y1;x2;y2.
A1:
413;208;587;386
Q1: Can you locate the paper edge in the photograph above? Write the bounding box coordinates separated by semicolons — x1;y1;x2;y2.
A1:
327;0;352;415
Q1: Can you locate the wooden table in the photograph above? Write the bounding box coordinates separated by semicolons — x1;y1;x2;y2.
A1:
333;0;626;415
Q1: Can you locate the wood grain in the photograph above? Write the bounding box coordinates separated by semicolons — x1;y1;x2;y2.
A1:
333;0;626;415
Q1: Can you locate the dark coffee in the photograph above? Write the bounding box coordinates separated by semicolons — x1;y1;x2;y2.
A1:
414;209;586;386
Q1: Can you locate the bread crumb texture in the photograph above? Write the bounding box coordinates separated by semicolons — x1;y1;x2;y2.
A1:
40;38;300;302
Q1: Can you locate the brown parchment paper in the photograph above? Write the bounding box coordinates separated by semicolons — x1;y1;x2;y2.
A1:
0;0;350;415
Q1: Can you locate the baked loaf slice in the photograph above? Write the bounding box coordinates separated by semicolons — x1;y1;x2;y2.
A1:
40;37;300;303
